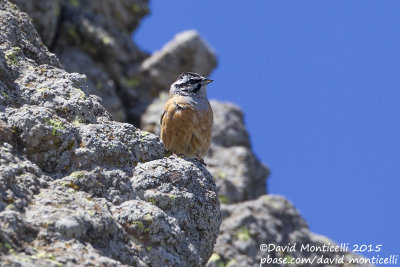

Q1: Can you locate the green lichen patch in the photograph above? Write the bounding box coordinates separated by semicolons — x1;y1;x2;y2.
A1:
36;87;50;93
213;170;227;179
59;180;79;190
218;195;229;204
67;25;80;41
144;213;153;222
44;118;65;136
12;47;22;54
284;254;295;266
149;198;157;205
86;209;95;216
69;0;80;8
70;171;85;179
53;6;61;17
72;117;83;126
209;253;221;262
130;3;142;13
101;35;113;45
131;220;145;229
1;90;9;99
95;82;103;91
236;226;251;242
41;220;55;228
123;77;140;87
5;51;18;65
208;253;235;267
140;131;150;140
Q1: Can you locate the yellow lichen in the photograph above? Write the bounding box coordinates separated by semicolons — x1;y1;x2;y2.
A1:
236;226;251;241
5;51;18;65
44;118;65;136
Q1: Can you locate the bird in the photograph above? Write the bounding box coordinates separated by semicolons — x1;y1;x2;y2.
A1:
160;72;214;163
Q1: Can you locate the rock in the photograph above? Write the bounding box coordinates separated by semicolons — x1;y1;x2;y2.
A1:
10;1;217;126
0;1;221;266
209;100;250;148
206;145;269;204
0;210;37;249
56;46;127;121
0;143;51;211
205;101;269;204
0;119;13;144
1;0;373;266
114;156;221;266
0;1;60;72
51;0;148;124
71;0;149;32
9;0;62;47
207;195;373;267
10;0;150;124
141;92;168;136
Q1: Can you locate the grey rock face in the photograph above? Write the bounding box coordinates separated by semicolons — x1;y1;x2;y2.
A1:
9;0;62;47
141;92;169;136
207;195;373;267
51;0;148;122
2;0;373;266
209;100;250;148
57;46;127;121
205;101;270;204
0;1;221;266
12;0;149;122
11;0;217;125
0;143;51;211
206;145;269;204
117;156;221;266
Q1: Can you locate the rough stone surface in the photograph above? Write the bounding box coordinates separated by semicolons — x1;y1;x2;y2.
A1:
56;46;127;121
207;195;373;267
9;0;62;47
0;1;221;266
11;0;217;125
2;0;373;266
51;0;149;122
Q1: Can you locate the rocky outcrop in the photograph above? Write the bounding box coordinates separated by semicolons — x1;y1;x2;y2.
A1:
0;1;221;266
141;92;371;267
11;0;216;125
2;0;373;266
208;196;372;267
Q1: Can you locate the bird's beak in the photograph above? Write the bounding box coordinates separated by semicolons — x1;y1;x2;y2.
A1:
201;79;213;85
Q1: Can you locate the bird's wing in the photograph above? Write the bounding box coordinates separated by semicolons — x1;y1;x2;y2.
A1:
190;102;213;157
160;109;165;126
160;98;194;155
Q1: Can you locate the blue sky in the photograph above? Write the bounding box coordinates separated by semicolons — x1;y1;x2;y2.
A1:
134;1;400;263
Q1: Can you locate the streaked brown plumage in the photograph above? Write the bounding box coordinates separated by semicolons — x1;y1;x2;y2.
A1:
160;72;213;160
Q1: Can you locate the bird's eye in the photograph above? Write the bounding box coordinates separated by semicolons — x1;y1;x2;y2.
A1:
192;83;201;93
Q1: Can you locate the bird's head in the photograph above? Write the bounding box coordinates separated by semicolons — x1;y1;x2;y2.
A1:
170;72;213;98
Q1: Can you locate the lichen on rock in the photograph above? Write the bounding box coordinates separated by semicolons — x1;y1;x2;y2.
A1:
0;1;221;266
1;0;374;266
